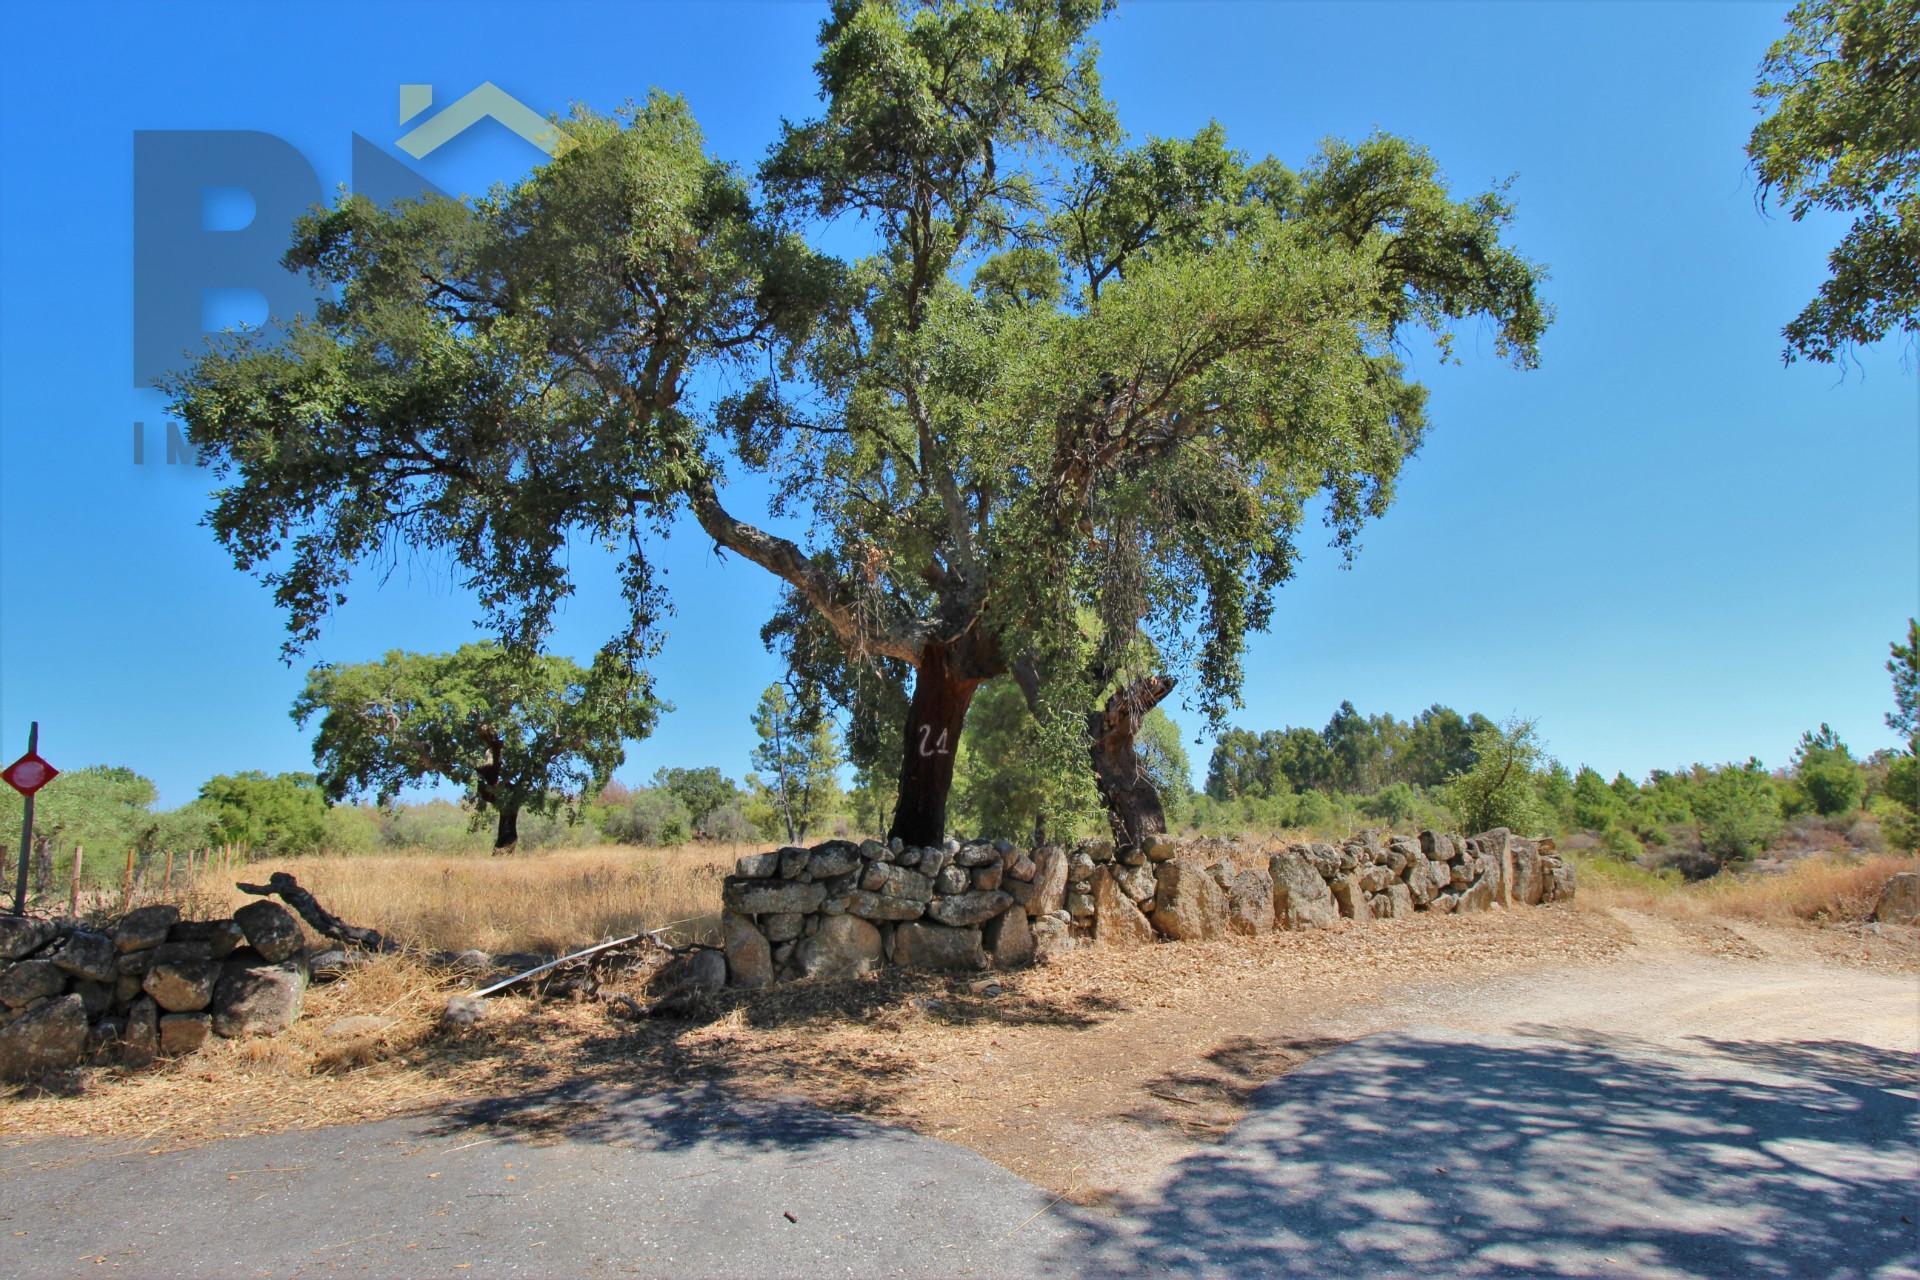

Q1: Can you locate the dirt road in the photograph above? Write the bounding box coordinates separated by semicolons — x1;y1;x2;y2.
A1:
1047;909;1919;1276
1419;908;1920;1050
913;904;1918;1202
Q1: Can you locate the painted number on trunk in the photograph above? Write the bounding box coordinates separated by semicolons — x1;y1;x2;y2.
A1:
917;726;951;758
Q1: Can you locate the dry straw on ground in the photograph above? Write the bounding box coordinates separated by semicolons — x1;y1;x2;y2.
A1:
188;843;740;955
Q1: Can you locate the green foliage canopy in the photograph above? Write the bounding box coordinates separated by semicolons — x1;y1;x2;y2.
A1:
1749;0;1920;361
601;788;694;847
294;643;659;848
1889;617;1918;747
749;684;843;843
650;766;740;835
1792;723;1866;816
1447;717;1548;836
164;95;833;667
165;1;1549;843
1693;760;1784;861
950;678;1193;841
197;770;329;857
1205;703;1493;800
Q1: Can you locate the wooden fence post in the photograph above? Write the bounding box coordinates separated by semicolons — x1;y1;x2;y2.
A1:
31;835;52;900
121;848;135;912
162;850;175;898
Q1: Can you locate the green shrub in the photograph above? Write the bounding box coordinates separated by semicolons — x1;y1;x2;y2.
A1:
602;788;693;847
380;800;492;853
1693;762;1782;862
1599;822;1643;861
1799;757;1865;816
512;808;588;851
1290;789;1339;834
699;800;760;844
197;771;329;857
1361;782;1421;825
322;804;383;855
1570;766;1624;832
1449;718;1548;835
1793;725;1866;817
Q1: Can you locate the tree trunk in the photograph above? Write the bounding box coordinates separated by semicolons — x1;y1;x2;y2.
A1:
493;803;520;854
1088;675;1176;854
888;640;979;848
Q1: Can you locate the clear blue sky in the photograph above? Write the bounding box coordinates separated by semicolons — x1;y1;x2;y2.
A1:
1;1;1914;809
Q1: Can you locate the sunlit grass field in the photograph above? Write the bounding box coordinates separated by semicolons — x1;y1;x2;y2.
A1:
185;842;742;955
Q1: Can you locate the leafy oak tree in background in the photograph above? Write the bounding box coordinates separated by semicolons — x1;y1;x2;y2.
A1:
1749;0;1919;361
167;0;1547;851
294;644;659;850
650;766;741;835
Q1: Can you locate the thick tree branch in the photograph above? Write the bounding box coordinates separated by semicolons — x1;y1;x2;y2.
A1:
685;474;925;665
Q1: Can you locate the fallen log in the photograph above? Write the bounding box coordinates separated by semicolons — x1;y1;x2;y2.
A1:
235;871;399;953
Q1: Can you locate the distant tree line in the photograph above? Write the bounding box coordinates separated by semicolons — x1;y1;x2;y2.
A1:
1205;702;1495;800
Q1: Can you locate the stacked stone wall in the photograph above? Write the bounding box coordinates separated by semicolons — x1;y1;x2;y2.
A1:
0;901;312;1079
720;828;1575;985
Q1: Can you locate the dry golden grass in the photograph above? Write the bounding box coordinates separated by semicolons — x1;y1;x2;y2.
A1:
1579;850;1919;924
186;843;740;956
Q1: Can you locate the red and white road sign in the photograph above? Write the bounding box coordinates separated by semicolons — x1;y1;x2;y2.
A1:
1;751;58;797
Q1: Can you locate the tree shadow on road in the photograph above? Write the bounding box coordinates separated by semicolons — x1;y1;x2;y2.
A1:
1687;1035;1919;1090
1119;1035;1349;1142
1052;1027;1920;1278
417;1073;916;1158
412;967;1133;1156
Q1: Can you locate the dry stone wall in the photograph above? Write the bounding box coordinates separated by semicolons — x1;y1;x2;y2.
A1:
720;828;1574;985
0;901;313;1079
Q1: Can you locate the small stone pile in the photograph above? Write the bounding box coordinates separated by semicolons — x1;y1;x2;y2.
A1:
0;901;310;1080
720;827;1574;985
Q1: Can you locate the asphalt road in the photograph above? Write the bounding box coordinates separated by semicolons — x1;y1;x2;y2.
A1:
0;1085;1082;1278
4;1025;1916;1279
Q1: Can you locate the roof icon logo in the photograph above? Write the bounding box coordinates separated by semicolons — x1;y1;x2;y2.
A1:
396;83;560;159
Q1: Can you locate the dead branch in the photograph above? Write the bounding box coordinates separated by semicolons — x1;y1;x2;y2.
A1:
235;871;399;953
